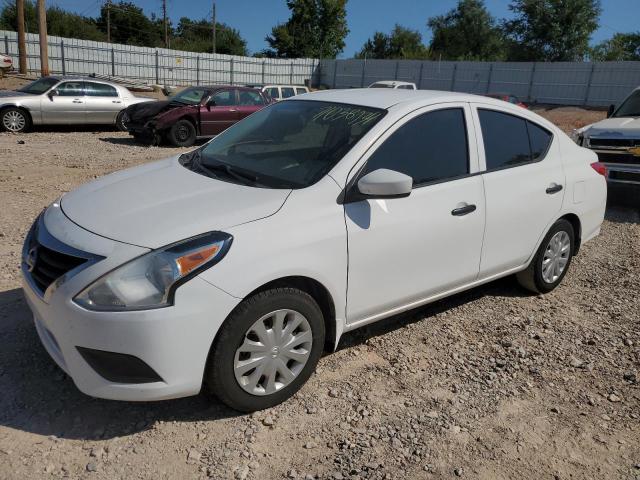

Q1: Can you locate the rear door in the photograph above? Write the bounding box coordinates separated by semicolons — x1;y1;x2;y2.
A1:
84;82;122;124
41;81;86;124
236;89;267;119
200;88;238;136
472;105;564;278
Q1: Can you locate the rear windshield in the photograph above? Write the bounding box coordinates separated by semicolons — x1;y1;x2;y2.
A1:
185;100;386;189
613;90;640;118
17;77;59;94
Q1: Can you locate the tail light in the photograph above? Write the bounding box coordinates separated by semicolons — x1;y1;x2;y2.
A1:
590;162;607;177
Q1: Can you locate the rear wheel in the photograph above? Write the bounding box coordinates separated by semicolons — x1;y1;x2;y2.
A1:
115;110;129;131
168;119;197;147
206;288;325;412
517;219;575;293
1;107;30;133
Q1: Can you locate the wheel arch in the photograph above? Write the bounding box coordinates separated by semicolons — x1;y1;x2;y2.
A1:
224;276;338;353
558;212;582;255
0;104;33;127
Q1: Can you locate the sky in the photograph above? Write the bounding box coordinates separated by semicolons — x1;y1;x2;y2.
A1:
50;0;640;57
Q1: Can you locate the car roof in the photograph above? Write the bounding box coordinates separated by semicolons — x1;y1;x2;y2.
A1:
370;80;415;86
294;88;494;110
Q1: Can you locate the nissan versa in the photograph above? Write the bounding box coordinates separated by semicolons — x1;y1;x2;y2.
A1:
22;89;607;412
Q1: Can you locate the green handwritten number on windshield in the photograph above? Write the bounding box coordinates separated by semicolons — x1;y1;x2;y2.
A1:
312;106;382;127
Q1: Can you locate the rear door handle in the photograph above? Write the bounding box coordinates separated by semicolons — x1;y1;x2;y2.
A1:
451;204;477;216
112;100;122;104
546;184;563;194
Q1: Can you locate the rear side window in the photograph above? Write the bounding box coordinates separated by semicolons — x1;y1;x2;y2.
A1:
281;87;295;98
361;108;469;186
479;109;552;170
85;82;118;97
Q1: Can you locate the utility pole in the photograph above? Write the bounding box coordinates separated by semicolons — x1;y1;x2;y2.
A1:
162;0;168;48
106;0;111;43
16;0;27;74
212;0;216;54
36;0;49;76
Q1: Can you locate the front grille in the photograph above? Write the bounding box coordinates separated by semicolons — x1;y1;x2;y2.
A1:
595;151;640;165
30;244;87;293
609;170;640;183
589;138;640;148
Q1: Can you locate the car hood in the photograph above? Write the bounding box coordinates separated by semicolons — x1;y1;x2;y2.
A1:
0;90;34;101
60;156;291;249
125;100;193;123
586;117;640;138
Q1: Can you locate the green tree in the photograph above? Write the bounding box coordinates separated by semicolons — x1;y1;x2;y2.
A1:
0;1;104;41
173;18;247;55
590;32;640;61
356;25;428;60
265;0;349;58
503;0;601;61
96;1;164;47
427;0;505;60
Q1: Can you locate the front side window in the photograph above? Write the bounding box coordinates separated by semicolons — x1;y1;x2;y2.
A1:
85;82;118;97
281;87;295;98
170;87;208;105
188;100;385;189
370;83;393;89
360;108;469;186
210;89;237;106
238;90;264;106
17;77;59;94
295;87;308;95
266;87;280;99
56;81;85;96
613;90;640;118
479;109;552;170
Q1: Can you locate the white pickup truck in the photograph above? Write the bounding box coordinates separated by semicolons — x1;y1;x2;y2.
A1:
573;87;640;188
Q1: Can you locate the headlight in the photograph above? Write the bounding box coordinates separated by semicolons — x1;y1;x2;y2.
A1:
74;232;232;311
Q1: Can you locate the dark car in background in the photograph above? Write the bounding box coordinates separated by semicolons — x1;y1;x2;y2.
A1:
124;85;272;147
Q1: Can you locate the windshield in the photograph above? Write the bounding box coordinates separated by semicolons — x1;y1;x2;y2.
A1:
369;83;394;89
184;100;385;189
613;90;640;117
170;87;209;105
17;77;59;94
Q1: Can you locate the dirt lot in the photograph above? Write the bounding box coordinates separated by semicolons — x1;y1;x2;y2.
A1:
0;78;639;480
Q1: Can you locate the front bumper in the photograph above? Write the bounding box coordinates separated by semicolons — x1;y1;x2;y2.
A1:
21;204;241;401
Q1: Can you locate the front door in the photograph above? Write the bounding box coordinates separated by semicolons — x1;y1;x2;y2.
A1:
236;89;267;120
41;81;86;124
345;104;486;324
200;89;239;136
472;105;565;278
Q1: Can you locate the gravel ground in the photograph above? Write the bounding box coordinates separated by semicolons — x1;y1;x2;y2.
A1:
0;79;638;479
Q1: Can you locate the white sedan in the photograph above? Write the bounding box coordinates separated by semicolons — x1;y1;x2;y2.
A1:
21;89;606;411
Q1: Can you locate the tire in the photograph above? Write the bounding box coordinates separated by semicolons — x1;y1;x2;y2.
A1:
206;288;325;412
167;119;197;147
1;107;31;133
115;110;129;131
517;219;575;294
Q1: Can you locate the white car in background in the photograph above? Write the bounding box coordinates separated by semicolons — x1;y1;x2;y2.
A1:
22;89;606;412
262;84;309;101
369;80;417;90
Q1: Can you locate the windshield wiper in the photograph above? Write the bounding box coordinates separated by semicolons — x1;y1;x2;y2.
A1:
203;162;260;186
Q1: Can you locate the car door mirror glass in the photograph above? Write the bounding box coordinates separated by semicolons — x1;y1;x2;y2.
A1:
357;169;412;199
47;89;58;99
607;104;615;118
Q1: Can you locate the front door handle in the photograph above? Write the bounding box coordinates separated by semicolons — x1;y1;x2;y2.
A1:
72;99;83;104
546;184;563;194
229;108;238;112
451;204;477;216
112;100;122;104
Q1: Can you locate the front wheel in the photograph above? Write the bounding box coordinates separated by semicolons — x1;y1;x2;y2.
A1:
168;119;196;147
517;219;575;294
1;107;30;133
206;288;325;412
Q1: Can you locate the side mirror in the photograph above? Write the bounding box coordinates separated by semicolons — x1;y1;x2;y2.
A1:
206;100;216;110
47;90;58;100
357;169;413;199
607;104;615;118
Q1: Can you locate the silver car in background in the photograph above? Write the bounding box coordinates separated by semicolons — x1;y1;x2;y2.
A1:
0;76;154;133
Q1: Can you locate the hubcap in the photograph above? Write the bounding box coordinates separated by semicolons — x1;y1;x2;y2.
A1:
3;111;26;132
176;124;189;141
234;309;312;396
542;231;571;284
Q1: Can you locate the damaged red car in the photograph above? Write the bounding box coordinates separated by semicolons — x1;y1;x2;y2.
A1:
123;85;272;147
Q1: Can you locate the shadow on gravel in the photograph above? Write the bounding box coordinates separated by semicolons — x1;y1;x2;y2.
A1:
606;187;640;223
0;288;241;441
99;136;207;148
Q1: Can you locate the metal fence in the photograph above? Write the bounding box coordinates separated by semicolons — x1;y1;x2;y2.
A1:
3;29;640;107
0;30;320;87
318;58;640;107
